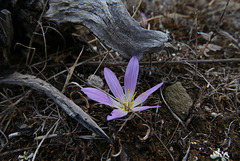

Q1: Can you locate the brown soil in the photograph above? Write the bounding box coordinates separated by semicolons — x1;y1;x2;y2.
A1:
0;0;240;160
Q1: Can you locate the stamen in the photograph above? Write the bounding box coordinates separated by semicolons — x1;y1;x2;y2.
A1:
116;97;119;101
132;92;137;100
129;102;134;108
128;89;130;93
123;102;128;111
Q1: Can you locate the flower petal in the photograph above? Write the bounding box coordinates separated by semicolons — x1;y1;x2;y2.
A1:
104;68;124;102
133;82;164;107
81;87;117;107
107;109;128;121
124;56;139;99
132;106;160;112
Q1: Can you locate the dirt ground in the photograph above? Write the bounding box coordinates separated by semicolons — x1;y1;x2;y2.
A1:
0;0;240;160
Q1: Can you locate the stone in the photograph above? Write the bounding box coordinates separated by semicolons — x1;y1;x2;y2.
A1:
164;82;193;120
87;74;104;89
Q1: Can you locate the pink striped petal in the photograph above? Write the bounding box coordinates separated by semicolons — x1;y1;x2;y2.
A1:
81;87;117;107
133;82;164;107
124;56;139;99
107;109;128;121
104;68;124;102
132;106;160;112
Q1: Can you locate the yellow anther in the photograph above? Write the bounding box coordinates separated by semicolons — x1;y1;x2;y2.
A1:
129;102;134;108
132;92;137;100
128;89;130;93
116;97;119;101
122;102;128;111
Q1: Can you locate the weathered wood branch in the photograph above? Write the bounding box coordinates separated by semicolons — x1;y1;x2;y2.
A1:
45;0;169;59
0;72;112;144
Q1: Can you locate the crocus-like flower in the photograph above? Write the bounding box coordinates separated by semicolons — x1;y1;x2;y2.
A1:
140;12;148;28
81;56;164;121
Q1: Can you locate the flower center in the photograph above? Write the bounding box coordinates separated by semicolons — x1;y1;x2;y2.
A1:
118;90;137;111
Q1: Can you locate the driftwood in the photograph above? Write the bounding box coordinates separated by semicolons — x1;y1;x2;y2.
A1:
45;0;169;59
0;72;112;144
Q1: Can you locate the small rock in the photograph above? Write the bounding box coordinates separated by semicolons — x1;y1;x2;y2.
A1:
164;82;193;120
87;74;104;89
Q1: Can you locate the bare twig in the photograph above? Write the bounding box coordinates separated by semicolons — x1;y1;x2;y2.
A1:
47;54;102;81
166;121;180;146
182;140;191;161
110;137;122;157
62;46;84;93
0;129;8;153
131;0;142;18
185;62;216;90
91;48;110;78
200;0;230;55
153;131;175;161
25;0;49;70
32;119;60;161
137;123;151;141
83;58;240;67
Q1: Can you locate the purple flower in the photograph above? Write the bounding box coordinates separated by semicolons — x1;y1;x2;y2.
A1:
140;12;148;28
81;56;164;121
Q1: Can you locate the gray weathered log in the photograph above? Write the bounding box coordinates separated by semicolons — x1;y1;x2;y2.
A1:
0;72;112;144
45;0;169;59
